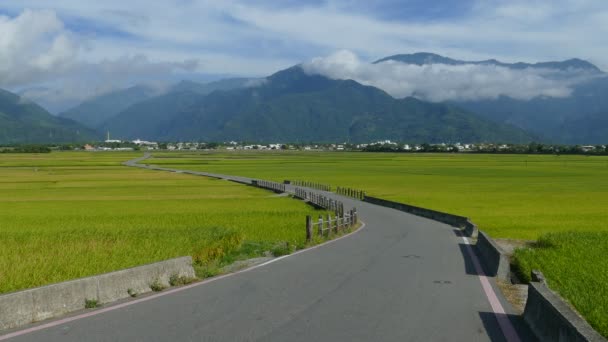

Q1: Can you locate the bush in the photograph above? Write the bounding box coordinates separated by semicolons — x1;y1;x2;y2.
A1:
85;298;99;309
169;274;197;286
150;280;166;292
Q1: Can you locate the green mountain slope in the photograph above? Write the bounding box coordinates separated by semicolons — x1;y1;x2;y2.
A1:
59;85;160;129
558;112;608;145
62;78;257;130
0;89;99;144
104;66;534;143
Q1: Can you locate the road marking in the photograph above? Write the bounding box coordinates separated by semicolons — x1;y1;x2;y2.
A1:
0;222;366;341
460;235;521;342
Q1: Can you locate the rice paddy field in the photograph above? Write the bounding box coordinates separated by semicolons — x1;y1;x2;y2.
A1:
0;152;325;295
147;150;608;336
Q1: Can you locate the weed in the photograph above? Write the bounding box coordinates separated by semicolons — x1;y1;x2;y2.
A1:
127;288;137;298
169;274;197;286
84;298;98;309
149;280;166;292
270;241;294;257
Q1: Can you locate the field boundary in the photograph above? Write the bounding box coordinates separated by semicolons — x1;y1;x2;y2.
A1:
361;195;605;340
0;257;195;331
524;275;606;341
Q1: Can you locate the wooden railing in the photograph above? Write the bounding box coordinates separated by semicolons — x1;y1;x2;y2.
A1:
252;179;286;193
336;186;366;200
288;180;331;192
294;186;358;241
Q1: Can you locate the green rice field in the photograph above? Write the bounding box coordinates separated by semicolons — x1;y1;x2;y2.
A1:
0;152;325;294
147;150;608;336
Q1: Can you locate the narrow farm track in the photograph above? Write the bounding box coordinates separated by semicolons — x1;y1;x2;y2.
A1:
3;154;536;341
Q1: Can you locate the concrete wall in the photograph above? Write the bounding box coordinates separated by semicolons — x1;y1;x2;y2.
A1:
476;231;510;281
363;196;478;237
524;281;606;341
0;257;195;331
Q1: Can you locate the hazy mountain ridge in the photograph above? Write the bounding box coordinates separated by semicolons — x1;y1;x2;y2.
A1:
103;66;533;143
374;53;607;143
0;88;99;144
62;78;258;131
374;52;603;73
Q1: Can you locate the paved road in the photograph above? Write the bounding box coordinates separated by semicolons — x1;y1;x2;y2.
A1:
3;155;535;341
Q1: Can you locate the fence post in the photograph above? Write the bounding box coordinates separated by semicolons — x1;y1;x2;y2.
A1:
306;216;312;242
318;215;324;235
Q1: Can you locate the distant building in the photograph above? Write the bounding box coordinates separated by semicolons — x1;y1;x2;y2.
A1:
83;144;95;151
104;131;121;143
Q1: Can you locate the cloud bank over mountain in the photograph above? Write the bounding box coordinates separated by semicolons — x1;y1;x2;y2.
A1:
302;50;593;102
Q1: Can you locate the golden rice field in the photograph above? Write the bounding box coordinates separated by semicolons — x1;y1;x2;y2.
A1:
0;152;324;294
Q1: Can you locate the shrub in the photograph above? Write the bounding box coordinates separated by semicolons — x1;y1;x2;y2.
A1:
150;280;166;292
85;298;99;309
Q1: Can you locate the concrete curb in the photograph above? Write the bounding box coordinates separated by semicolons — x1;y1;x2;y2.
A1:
363;196;478;238
476;230;510;281
0;257;195;331
524;280;606;341
362;195;605;340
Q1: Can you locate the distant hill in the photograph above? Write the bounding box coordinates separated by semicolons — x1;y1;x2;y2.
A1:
375;53;607;143
374;52;602;72
170;78;258;95
0;88;99;144
59;85;162;129
102;66;534;143
558;111;608;145
62;78;257;130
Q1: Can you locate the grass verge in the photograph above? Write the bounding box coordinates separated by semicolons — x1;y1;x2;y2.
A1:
513;231;608;337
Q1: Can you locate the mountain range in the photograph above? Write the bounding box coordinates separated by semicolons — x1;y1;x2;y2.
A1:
0;88;98;144
375;53;607;144
97;66;532;143
1;52;606;144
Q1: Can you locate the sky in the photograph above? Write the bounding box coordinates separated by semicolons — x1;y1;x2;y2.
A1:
1;0;607;112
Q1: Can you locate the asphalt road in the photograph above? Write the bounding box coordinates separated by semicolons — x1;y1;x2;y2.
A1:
2;155;536;341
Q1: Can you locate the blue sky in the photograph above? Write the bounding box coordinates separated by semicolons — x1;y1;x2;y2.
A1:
0;0;607;111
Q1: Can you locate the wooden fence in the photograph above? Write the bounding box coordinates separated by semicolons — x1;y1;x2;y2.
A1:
306;210;357;241
252;179;286;193
288;180;331;192
294;186;358;241
336;186;366;200
251;181;359;241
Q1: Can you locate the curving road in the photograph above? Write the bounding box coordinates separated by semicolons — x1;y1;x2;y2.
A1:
2;154;535;341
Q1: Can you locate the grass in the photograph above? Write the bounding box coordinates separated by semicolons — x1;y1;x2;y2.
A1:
513;232;608;336
0;152;327;294
146;150;608;337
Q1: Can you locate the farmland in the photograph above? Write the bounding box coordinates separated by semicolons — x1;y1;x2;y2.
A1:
146;150;608;336
0;152;325;294
147;151;608;240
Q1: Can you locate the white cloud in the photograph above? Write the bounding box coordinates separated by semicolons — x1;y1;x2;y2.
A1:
0;9;80;86
1;1;608;110
302;50;591;102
